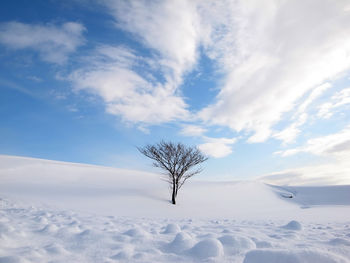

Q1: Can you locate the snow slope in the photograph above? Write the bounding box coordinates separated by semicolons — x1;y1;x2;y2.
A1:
1;155;350;262
270;184;350;207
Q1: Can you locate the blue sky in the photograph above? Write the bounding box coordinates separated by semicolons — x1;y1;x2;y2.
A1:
1;0;350;184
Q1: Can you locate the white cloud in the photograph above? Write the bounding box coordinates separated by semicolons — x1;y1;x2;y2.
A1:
0;21;85;64
180;125;207;137
71;0;350;138
198;0;350;142
318;87;350;119
69;45;189;124
198;137;236;158
277;125;350;157
273;83;332;144
67;0;205;126
296;83;332;115
273;123;302;146
104;0;201;82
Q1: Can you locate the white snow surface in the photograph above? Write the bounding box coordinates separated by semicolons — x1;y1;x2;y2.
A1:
0;155;350;262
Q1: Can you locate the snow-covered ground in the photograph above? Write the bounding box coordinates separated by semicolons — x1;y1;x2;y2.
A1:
1;155;350;262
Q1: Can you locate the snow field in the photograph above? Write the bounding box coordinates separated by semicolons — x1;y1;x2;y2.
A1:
1;155;350;262
1;155;349;221
1;197;350;263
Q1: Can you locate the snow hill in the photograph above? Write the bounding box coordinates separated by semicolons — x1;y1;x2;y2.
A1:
0;155;350;262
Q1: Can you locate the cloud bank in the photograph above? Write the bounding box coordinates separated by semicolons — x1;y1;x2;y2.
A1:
259;159;350;186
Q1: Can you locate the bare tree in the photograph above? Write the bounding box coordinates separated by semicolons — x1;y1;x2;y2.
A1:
138;141;208;205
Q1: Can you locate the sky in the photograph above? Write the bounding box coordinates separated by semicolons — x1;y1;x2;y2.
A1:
1;0;350;185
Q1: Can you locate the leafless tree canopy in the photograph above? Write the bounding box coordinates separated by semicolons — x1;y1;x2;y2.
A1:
138;141;208;205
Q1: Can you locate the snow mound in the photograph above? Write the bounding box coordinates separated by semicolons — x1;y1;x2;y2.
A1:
281;220;302;231
165;232;194;252
243;249;348;263
187;238;224;259
218;235;256;254
34;216;48;225
44;244;68;255
58;225;81;236
123;227;149;238
76;229;100;241
39;224;58;234
162;223;181;234
111;245;134;260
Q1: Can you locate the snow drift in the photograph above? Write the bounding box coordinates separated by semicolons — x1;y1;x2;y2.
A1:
0;155;349;220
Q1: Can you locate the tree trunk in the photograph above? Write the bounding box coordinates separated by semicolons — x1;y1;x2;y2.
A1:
171;179;176;205
175;185;178;197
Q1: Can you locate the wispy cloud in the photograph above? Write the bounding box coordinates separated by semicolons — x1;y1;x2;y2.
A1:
90;0;350;156
7;0;346;152
27;76;43;82
0;21;85;64
317;87;350;119
72;0;350;145
273;83;332;144
0;78;35;97
198;0;350;142
105;0;201;79
68;0;206;127
69;45;189;125
198;137;237;158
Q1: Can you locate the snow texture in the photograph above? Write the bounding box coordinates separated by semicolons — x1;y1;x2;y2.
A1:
281;220;302;231
0;155;350;262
